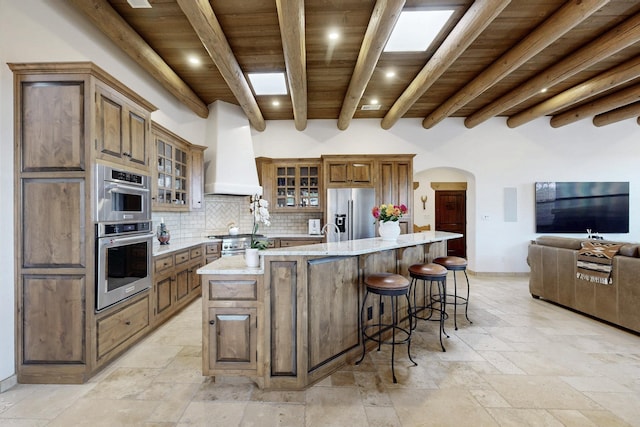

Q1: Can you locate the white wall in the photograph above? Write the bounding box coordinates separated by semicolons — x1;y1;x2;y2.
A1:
252;118;640;273
2;0;640;387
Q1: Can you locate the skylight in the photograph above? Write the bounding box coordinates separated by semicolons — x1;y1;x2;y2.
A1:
247;72;288;95
384;10;454;52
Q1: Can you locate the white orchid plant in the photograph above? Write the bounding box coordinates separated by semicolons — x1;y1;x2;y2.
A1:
249;194;271;249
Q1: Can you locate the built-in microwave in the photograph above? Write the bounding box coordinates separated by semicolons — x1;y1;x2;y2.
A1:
95;164;151;223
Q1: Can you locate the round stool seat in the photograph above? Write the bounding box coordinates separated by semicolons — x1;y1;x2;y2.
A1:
409;263;448;278
433;256;467;271
365;273;410;295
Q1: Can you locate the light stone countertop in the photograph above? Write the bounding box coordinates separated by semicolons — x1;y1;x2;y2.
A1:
152;237;216;256
197;231;462;274
196;254;264;275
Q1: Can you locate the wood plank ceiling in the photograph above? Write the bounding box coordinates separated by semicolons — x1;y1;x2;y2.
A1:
68;0;640;131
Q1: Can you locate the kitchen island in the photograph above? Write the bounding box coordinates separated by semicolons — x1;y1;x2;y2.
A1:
197;231;462;390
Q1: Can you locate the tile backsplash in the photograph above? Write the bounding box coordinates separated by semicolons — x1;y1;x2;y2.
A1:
151;194;322;239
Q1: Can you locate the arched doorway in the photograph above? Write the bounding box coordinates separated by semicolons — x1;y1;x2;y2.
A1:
413;168;474;262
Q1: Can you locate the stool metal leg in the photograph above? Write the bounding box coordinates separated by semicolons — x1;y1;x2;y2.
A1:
463;270;472;324
355;290;369;365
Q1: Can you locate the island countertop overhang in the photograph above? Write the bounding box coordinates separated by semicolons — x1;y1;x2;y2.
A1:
197;231;462;275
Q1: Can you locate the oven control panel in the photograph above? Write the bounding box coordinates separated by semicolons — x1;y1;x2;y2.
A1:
98;221;151;237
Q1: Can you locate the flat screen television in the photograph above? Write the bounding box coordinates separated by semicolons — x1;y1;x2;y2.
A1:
535;182;629;233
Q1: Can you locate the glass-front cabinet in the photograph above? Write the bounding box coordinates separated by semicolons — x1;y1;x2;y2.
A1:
152;122;205;212
257;158;322;212
156;139;187;207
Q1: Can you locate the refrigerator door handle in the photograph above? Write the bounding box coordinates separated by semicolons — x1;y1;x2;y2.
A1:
348;199;353;240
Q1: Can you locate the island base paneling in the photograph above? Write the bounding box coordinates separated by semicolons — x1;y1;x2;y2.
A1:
200;237;450;390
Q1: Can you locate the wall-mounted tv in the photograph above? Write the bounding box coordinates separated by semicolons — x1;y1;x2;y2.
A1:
535;182;629;233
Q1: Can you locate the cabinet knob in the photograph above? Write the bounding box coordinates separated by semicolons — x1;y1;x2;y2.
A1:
125;321;131;326
209;320;215;325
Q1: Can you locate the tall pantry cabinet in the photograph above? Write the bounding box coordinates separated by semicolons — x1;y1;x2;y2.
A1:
10;62;156;383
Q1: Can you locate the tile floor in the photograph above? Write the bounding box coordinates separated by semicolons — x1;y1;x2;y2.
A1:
1;274;640;426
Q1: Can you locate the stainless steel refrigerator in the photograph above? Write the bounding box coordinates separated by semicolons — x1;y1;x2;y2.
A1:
326;187;376;242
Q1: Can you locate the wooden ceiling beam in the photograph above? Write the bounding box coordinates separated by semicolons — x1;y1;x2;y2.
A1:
338;0;405;131
276;0;307;131
67;0;209;118
550;83;640;127
381;0;509;130
466;10;640;129
423;0;611;129
507;56;640;128
177;0;266;131
593;102;640;127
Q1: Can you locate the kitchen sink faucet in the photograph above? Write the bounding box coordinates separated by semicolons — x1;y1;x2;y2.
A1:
321;223;341;242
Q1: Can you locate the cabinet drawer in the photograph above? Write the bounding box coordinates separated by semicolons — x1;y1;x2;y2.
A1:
206;243;220;255
97;296;149;359
279;239;322;247
175;250;190;265
154;254;174;273
190;246;203;259
207;278;258;301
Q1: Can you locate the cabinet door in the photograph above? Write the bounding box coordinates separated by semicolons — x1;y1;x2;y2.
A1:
379;159;413;232
126;106;149;168
175;267;190;303
152;123;193;211
95;83;149;170
190;147;205;210
189;262;202;293
207;307;257;371
155;274;174;317
325;159;374;187
271;160;322;212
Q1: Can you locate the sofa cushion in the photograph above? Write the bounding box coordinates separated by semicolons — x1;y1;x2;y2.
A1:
619;244;640;257
535;236;582;250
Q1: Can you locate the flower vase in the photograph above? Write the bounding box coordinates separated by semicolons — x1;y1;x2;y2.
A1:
379;220;400;241
245;248;260;268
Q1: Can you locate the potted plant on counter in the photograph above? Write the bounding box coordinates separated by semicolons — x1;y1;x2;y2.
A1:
372;203;407;241
246;194;271;267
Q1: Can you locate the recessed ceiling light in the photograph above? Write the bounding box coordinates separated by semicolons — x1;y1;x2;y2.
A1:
272;100;280;106
540;87;548;93
385;71;396;78
370;99;379;105
328;31;340;41
247;72;288;95
126;0;151;8
384;10;454;52
188;56;201;66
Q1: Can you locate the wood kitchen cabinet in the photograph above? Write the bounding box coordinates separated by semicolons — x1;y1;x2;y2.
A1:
322;155;374;187
151;122;206;212
152;244;203;326
95;82;151;172
256;157;322;212
202;271;263;378
378;155;415;234
10;62;156;384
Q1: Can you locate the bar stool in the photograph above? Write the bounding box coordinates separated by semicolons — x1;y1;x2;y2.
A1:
433;256;472;330
355;272;417;383
408;263;449;352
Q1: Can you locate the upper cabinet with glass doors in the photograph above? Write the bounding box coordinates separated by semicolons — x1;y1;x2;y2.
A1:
151;122;205;212
256;158;322;213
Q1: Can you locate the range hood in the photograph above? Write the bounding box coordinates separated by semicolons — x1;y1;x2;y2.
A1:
203;100;262;196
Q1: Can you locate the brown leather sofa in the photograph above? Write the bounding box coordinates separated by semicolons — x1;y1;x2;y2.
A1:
528;236;640;334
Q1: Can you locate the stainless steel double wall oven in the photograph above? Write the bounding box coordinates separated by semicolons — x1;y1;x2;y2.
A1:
95;164;153;311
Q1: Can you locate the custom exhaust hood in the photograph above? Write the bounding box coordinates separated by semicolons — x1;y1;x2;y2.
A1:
203;100;262;196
